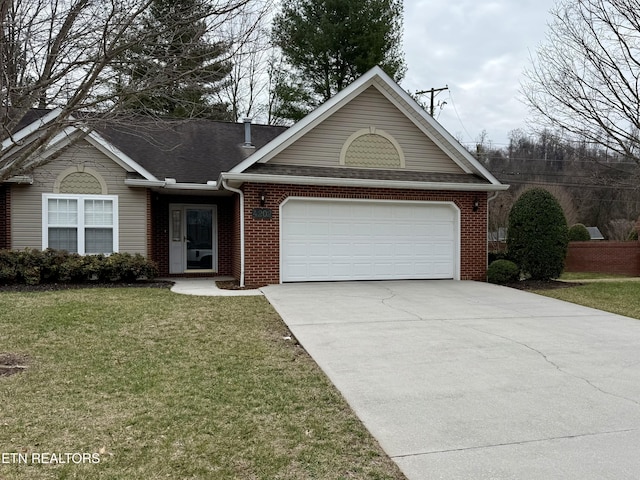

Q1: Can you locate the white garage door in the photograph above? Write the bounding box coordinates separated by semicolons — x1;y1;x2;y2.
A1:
280;199;458;282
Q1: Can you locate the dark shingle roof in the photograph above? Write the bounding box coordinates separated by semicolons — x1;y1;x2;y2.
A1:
96;119;287;183
244;164;491;184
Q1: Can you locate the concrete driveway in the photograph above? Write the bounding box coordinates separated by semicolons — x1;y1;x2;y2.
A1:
261;280;640;480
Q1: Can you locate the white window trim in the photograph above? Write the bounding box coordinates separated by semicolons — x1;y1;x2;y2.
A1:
42;193;119;254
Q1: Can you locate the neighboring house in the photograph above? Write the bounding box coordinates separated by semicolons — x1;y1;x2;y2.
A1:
587;226;605;240
0;67;508;286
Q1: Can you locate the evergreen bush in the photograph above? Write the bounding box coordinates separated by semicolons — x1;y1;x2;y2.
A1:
487;260;520;284
568;223;591;241
507;188;569;280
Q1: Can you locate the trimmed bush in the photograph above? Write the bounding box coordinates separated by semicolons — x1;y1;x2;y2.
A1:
568;223;591;241
0;249;158;285
507;188;569;280
487;259;520;284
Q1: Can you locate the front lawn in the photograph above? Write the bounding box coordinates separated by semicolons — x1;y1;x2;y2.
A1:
535;281;640;320
0;288;405;479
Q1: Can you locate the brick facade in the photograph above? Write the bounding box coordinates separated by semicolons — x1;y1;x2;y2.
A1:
565;241;640;276
150;193;234;277
240;182;488;286
0;185;10;250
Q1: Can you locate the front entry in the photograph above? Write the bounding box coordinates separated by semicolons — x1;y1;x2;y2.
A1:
169;205;217;274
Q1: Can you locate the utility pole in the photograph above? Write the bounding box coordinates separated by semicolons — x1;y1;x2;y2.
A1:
416;86;448;117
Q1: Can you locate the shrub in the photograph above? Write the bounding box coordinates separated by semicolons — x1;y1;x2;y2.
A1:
0;250;19;284
16;249;44;285
507;188;569;280
487;259;520;284
105;253;158;281
568;223;591;241
0;249;158;285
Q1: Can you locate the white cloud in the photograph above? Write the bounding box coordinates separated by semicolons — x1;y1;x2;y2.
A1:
402;0;556;146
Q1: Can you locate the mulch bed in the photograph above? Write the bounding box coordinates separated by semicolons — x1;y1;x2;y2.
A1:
505;279;582;290
0;280;174;293
215;280;260;291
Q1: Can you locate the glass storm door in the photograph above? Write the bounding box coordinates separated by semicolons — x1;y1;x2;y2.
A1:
169;205;217;273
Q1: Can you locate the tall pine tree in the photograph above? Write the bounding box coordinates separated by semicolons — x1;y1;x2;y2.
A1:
271;0;406;122
113;0;232;119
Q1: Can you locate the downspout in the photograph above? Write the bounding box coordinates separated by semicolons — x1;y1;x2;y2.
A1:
222;179;245;287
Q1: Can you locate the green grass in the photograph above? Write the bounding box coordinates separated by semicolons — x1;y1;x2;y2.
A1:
535;281;640;320
559;272;632;280
0;288;406;480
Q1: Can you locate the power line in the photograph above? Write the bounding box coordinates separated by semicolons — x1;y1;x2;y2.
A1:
446;89;473;144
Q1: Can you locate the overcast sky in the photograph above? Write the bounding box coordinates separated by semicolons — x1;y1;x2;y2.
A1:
402;0;558;148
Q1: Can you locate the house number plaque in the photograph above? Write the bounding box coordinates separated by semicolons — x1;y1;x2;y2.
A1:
252;208;273;220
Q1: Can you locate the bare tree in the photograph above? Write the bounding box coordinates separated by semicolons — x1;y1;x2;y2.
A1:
607;218;636;240
0;0;253;181
216;0;274;122
523;0;640;161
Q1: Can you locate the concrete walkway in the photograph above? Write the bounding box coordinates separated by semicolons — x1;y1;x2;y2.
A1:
164;277;263;296
262;280;640;480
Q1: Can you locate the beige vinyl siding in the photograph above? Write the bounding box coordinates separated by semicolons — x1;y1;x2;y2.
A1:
269;86;465;174
11;140;148;255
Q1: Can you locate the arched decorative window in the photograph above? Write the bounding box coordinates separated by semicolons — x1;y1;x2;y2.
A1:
340;127;405;168
53;166;107;195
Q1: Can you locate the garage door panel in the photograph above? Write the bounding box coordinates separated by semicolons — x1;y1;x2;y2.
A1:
330;222;352;235
281;200;457;282
308;243;331;256
308;264;330;277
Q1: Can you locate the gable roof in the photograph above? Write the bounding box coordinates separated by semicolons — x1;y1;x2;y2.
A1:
4;66;505;192
228;66;504;189
3;109;287;185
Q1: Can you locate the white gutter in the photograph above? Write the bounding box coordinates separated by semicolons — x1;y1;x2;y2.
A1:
123;179;218;190
221;179;245;287
124;179;166;187
164;182;217;190
221;173;510;192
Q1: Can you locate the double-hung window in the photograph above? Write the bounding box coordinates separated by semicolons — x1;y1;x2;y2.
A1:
43;194;118;254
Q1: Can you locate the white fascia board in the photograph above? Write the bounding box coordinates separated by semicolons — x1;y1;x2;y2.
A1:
220;172;510;192
229;67;385;174
15;123;160;183
10;125;79;171
1;107;63;150
85;131;158;181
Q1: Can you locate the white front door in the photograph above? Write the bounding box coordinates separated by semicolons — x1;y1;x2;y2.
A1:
169;205;217;273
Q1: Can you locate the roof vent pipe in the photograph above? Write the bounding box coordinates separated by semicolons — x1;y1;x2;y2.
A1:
243;118;254;148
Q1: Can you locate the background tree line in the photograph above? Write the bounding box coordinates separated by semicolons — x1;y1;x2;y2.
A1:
477;129;640;242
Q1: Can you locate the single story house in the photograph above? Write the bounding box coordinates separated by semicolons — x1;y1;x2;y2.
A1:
0;67;508;286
